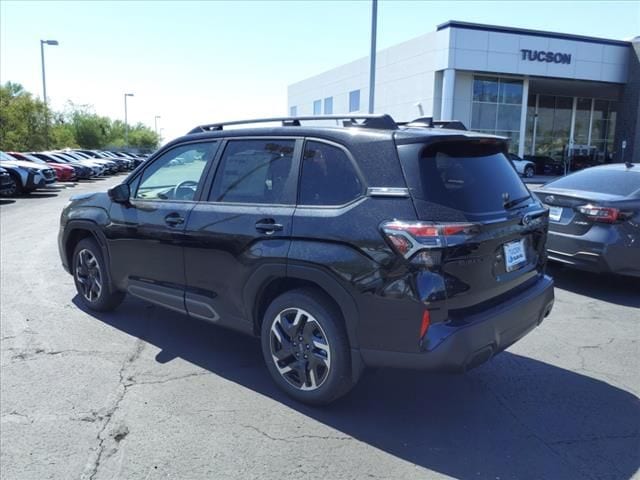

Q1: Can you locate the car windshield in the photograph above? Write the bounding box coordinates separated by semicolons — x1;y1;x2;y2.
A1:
546;168;640;196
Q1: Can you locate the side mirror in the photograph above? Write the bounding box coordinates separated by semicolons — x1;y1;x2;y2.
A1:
108;183;131;204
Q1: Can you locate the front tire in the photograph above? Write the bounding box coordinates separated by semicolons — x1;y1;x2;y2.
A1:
525;165;535;178
261;289;354;405
72;238;124;312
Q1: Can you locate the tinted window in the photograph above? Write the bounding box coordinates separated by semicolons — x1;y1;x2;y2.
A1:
135;142;217;201
299;141;362;206
546;168;640;197
405;142;530;215
313;100;321;115
209;139;296;204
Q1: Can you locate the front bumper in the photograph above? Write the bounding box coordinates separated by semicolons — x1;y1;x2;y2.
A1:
360;274;554;372
25;173;47;190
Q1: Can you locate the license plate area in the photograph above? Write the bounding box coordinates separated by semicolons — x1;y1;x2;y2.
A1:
547;205;563;222
504;239;527;272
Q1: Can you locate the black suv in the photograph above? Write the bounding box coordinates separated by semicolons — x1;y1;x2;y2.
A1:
59;115;554;405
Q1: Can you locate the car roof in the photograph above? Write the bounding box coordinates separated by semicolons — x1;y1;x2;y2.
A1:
169;124;505;150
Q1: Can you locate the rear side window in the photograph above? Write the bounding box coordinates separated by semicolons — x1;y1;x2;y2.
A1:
404;142;530;215
546;168;640;197
209;139;296;204
298;141;362;206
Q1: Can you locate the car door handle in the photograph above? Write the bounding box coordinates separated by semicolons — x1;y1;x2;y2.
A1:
255;219;283;234
164;213;185;226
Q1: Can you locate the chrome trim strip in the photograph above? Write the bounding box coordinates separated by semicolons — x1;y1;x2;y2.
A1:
367;187;410;198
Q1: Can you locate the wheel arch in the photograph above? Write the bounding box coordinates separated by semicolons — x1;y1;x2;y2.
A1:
246;265;360;350
63;221;112;284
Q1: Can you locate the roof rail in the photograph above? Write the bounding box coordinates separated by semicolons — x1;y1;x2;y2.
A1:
399;117;467;131
188;114;398;134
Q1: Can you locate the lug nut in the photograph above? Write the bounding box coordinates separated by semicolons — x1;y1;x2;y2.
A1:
306;344;310;349
303;354;308;359
298;336;303;341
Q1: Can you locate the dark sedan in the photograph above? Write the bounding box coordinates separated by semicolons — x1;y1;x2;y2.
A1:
535;163;640;277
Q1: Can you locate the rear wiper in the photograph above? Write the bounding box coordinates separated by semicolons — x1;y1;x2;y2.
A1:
504;194;531;210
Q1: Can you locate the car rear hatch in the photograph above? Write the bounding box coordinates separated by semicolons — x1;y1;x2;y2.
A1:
394;138;548;317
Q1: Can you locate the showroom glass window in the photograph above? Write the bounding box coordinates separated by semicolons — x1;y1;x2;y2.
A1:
324;97;333;114
349;90;360;112
313;100;322;115
471;76;523;153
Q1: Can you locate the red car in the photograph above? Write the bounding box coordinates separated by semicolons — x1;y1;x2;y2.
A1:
8;152;76;181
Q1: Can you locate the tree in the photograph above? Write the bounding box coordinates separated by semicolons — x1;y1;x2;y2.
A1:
0;82;159;151
0;82;47;151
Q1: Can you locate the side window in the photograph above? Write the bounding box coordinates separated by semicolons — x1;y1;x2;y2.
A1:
299;141;362;206
208;139;296;204
134;142;217;201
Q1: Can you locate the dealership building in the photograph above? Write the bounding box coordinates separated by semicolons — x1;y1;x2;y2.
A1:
288;21;640;163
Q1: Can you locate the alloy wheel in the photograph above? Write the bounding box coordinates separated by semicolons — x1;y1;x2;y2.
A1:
75;249;102;302
269;308;331;391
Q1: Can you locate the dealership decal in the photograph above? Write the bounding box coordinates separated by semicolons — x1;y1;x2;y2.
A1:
521;49;572;64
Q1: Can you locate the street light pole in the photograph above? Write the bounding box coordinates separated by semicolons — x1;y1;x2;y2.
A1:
124;93;134;147
40;39;59;149
154;115;161;135
368;0;378;114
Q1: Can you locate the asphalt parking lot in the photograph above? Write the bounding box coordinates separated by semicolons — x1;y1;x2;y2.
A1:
1;176;639;480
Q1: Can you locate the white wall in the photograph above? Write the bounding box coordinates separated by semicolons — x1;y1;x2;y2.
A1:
288;24;630;124
287;29;452;122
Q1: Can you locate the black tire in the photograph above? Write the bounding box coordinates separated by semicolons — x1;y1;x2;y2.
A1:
72;238;124;312
525;165;535;178
4;174;22;196
260;288;354;405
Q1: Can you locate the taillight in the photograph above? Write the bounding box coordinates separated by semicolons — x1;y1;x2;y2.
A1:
381;220;478;259
419;310;431;339
577;205;620;223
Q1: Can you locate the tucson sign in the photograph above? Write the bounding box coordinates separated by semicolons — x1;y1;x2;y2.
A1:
521;49;572;64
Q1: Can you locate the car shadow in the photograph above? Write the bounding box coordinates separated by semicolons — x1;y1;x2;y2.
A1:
548;263;640;308
17;192;59;199
74;295;640;480
0;198;16;205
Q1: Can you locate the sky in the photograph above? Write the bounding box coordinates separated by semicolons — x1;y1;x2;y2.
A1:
1;0;639;144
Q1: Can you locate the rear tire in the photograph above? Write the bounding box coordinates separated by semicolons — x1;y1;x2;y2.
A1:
525;165;535;178
72;238;124;312
261;288;354;405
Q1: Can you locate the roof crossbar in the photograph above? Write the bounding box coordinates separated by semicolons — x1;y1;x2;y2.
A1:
188;114;398;134
398;117;467;131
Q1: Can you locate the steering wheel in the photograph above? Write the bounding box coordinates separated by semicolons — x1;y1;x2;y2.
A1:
173;180;198;200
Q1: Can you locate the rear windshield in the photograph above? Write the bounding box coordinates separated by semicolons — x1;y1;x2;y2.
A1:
403;142;530;217
546;168;640;197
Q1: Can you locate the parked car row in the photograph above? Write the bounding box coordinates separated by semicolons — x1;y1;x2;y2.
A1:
0;150;149;196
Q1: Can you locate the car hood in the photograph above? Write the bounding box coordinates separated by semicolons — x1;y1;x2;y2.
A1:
0;159;51;171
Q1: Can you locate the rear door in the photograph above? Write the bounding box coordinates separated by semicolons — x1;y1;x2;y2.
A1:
182;137;300;330
397;139;548;312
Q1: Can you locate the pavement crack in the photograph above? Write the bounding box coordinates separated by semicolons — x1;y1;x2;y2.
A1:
84;339;145;480
241;424;352;443
129;371;210;387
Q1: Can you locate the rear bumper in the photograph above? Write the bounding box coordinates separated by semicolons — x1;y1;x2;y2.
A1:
547;229;640;277
360;274;554;372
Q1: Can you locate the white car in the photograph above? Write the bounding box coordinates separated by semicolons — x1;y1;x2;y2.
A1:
508;153;536;178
